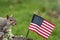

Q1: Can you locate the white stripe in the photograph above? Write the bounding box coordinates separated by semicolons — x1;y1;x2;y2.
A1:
41;25;52;32
31;23;39;27
42;23;53;30
30;25;50;36
29;28;48;38
30;23;51;34
44;20;55;27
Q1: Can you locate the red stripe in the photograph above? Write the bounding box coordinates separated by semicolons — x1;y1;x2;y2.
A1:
44;19;55;26
29;26;49;37
42;23;53;30
30;25;50;36
43;21;54;28
30;24;50;35
31;23;52;32
30;25;49;35
40;25;51;33
30;26;50;37
41;25;52;32
29;27;48;39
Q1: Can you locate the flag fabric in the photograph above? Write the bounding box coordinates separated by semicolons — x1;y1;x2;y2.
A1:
29;14;55;39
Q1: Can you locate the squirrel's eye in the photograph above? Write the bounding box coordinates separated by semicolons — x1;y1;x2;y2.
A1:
10;20;12;21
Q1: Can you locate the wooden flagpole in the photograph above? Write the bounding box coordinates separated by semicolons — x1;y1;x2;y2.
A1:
23;29;30;40
26;11;38;38
26;29;30;38
25;11;38;38
24;11;39;40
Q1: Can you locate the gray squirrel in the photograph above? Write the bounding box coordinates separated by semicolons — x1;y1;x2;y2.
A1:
0;15;16;40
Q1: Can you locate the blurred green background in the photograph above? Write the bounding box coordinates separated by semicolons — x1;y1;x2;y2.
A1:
0;0;60;40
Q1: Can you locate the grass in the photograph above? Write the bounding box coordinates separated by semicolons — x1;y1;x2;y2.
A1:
0;0;60;40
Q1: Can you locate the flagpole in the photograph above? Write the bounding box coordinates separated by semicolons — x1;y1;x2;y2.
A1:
24;11;39;40
26;29;30;38
23;29;30;40
25;11;38;38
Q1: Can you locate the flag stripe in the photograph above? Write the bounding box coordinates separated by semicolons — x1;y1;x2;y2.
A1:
30;24;50;36
29;28;48;39
42;23;53;30
41;25;52;32
29;27;48;38
39;27;50;36
43;21;54;28
30;23;51;34
29;27;49;37
44;20;55;27
31;23;52;32
42;24;53;31
29;26;49;37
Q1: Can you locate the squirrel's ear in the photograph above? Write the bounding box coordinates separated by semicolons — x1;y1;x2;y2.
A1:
6;15;9;19
10;14;13;17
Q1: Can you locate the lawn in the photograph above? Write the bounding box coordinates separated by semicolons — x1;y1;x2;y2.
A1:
0;0;60;40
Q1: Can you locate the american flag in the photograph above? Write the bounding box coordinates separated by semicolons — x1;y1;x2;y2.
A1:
29;14;55;39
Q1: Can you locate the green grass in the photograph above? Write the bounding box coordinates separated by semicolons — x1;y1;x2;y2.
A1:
0;0;60;40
